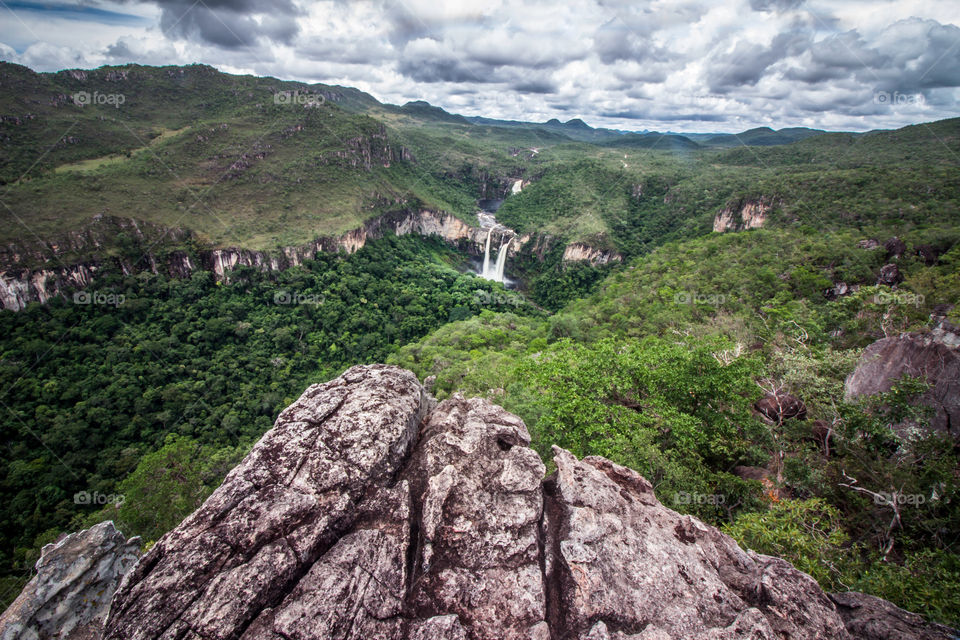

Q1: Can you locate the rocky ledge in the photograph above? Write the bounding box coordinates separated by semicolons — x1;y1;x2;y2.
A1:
10;365;953;640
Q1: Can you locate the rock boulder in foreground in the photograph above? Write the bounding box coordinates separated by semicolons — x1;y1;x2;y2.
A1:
81;364;957;639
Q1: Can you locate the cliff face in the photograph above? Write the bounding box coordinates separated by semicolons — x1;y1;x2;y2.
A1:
93;365;953;640
713;198;773;233
0;212;613;311
0;211;502;310
561;242;622;265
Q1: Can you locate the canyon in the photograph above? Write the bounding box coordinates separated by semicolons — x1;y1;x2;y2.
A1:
0;210;620;311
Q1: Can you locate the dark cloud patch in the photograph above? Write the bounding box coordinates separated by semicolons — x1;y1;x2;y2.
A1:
378;1;496;48
601;110;728;122
127;0;302;48
511;78;556;94
591;4;706;65
706;31;809;93
396;35;566;86
781;20;960;95
873;19;960;91
593;20;673;64
397;55;495;84
299;39;392;65
105;40;135;59
750;0;804;12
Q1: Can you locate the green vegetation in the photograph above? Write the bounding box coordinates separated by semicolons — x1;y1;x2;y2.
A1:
2;62;960;625
0;235;535;600
391;225;960;626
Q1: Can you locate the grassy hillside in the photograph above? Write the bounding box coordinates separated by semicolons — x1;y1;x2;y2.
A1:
5;63;956;263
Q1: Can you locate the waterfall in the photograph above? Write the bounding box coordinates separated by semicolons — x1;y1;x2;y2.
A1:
481;228;493;279
511;179;523;195
494;236;512;282
479;231;512;283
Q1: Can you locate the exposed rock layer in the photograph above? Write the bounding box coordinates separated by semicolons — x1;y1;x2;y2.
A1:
0;213;611;310
98;365;953;640
712;198;772;232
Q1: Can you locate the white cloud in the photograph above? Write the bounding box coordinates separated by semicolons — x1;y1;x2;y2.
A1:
0;0;957;132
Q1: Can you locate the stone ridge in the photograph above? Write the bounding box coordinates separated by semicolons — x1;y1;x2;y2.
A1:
99;364;956;640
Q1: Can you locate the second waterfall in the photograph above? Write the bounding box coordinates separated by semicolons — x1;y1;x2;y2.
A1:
481;229;512;283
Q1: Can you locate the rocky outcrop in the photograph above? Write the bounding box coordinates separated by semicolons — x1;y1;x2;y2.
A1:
824;281;853;300
877;263;903;286
712;198;772;232
97;365;952;640
831;592;958;640
0;521;140;640
916;245;941;266
754;392;808;423
561;243;622;265
845;332;960;438
884;237;906;261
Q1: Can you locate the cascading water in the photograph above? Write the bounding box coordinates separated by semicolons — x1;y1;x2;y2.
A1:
481;228;493;279
476;180;523;283
493;236;512;282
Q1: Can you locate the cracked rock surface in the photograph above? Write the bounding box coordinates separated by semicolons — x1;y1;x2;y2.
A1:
100;364;955;640
0;521;140;640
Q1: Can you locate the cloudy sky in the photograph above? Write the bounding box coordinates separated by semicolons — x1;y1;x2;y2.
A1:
1;0;958;132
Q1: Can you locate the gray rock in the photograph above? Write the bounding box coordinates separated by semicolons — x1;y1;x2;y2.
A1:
404;394;548;640
103;364;430;640
545;448;849;639
845;333;960;437
0;521;140;640
830;592;958;640
97;365;954;640
754;392;807;423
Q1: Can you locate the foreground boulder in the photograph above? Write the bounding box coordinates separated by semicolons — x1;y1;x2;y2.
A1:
0;521;140;640
100;365;953;640
845;332;960;438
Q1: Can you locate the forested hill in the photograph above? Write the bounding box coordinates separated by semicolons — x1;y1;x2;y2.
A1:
2;61;957;260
